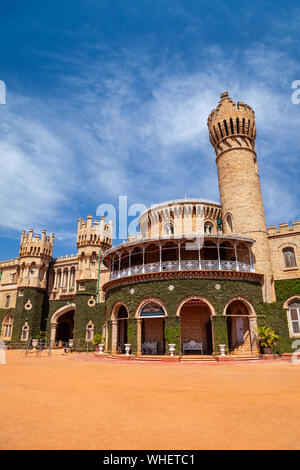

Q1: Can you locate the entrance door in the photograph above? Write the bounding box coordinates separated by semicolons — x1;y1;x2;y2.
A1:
236;317;244;344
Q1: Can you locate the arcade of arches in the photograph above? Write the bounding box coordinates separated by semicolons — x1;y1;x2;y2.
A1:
110;297;259;356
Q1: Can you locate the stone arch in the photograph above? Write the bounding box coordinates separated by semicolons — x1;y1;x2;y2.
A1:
135;297;168;318
224;297;258;355
176;295;215;355
222;296;256;316
176;295;216;317
50;303;75;345
284;296;300;338
51;303;76;324
111;301;130;321
110;302;129;354
135;298;167;356
283;296;300;310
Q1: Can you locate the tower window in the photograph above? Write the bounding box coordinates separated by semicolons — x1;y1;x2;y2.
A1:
226;215;233;232
204;222;213;234
5;295;10;308
283;247;297;268
164;222;174;236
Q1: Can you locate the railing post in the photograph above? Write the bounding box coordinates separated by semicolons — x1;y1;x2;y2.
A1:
234;243;239;271
198;242;201;270
128;250;131;276
142;247;145;273
159;244;162;272
178;242;181;270
217;242;221;270
248;245;254;272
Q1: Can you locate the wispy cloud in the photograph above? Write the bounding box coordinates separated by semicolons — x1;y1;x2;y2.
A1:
1;40;299;259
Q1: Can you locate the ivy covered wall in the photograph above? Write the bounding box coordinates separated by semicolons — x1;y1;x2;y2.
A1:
5;276;300;353
11;288;46;342
104;276;300;354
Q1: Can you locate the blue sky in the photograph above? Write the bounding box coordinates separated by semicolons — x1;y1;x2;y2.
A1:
0;0;300;259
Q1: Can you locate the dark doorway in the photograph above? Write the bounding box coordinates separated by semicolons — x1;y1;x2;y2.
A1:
56;310;74;344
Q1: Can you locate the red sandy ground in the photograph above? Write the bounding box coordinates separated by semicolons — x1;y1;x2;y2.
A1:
0;350;300;450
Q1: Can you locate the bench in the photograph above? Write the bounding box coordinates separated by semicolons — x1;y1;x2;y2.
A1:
142;341;158;355
182;340;203;355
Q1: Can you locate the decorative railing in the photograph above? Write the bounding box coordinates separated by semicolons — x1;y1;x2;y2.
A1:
110;260;255;280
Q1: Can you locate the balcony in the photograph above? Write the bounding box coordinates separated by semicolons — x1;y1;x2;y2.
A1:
104;234;256;282
110;259;254;280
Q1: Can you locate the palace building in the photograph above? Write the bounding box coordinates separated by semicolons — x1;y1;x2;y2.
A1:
1;92;300;358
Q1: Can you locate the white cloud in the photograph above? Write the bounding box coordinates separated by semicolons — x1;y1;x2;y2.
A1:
1;42;299;257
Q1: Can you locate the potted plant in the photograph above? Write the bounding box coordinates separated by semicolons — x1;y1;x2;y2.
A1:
257;326;279;354
92;334;105;354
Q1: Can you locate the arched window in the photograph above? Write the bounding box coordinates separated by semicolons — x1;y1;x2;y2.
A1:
86;321;94;342
56;269;62;288
139;302;165;318
226;214;233;232
5;295;10;308
283;247;297;268
164;222;174;236
288;301;300;334
70;267;76;288
21;322;29;341
63;268;69;288
204;221;213;234
1;314;13;340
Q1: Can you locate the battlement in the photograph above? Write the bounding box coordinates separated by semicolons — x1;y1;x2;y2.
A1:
53;254;78;265
19;229;54;257
267;221;300;236
77;215;113;249
207;92;256;150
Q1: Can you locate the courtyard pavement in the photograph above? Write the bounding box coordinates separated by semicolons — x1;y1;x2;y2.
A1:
0;350;300;450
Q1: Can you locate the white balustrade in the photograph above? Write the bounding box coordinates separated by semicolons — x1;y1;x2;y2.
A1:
110;260;254;280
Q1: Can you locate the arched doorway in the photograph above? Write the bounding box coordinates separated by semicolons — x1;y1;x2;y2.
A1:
225;299;254;355
139;301;166;355
116;305;128;354
50;304;75;347
179;298;213;355
56;309;74;344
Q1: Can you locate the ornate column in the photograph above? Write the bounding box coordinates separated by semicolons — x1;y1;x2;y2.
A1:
111;320;118;354
137;318;142;356
50;323;57;347
249;315;260;354
178;242;181;271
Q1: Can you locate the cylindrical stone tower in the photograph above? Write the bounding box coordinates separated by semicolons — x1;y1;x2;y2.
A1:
207;92;275;302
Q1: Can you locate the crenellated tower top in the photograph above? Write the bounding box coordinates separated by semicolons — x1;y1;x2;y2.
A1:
19;229;54;258
77;216;113;251
207;92;256;159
